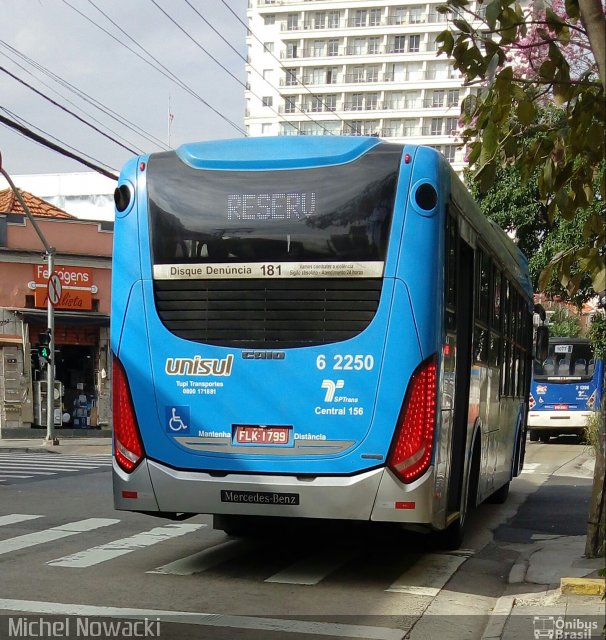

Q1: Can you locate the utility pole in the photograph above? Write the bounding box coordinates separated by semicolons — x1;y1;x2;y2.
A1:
0;152;59;445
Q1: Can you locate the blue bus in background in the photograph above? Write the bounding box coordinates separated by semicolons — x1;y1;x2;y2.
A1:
111;136;536;549
529;337;603;442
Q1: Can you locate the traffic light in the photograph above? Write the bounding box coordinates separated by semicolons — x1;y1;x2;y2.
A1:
38;329;52;367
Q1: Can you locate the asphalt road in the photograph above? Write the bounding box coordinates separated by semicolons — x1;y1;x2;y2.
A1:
0;438;597;640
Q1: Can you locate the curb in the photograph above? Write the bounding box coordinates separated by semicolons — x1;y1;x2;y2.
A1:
560;577;606;596
481;595;516;640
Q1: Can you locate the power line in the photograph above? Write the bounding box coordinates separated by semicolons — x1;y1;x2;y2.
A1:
182;0;332;135
1;65;139;155
0;111;119;180
0;40;169;151
151;0;302;134
61;0;246;137
219;0;355;134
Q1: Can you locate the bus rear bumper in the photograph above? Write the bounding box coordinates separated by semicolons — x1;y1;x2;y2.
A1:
528;411;592;431
114;458;435;524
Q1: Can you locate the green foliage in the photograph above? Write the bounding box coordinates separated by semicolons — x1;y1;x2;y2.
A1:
588;313;606;360
437;0;606;296
548;307;582;337
466;106;596;305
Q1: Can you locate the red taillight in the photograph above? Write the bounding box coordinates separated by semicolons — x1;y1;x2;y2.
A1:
112;356;144;473
388;356;437;483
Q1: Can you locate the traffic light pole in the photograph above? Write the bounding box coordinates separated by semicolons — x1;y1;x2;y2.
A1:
46;251;56;444
0;157;59;445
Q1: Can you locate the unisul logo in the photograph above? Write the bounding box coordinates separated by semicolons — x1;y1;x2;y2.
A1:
165;354;233;377
533;616;598;639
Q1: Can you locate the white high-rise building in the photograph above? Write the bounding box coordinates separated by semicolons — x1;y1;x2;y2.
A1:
245;0;473;171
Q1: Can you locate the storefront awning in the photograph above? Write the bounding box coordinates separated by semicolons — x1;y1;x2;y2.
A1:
8;307;110;327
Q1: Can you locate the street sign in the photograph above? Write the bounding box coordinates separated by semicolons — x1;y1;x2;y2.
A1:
47;272;62;306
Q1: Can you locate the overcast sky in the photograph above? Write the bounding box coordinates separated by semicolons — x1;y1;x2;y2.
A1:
0;0;247;177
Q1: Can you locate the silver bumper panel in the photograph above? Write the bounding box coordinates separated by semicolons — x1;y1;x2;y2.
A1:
113;458;437;524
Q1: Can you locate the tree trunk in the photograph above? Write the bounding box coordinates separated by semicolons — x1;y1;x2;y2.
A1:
578;0;606;91
585;396;606;558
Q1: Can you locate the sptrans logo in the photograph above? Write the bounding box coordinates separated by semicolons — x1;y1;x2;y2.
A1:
165;355;234;377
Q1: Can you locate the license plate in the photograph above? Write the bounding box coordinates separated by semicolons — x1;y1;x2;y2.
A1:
554;404;569;410
234;424;291;445
221;490;299;505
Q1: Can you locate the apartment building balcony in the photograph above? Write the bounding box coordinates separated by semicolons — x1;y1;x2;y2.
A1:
280;44;440;60
342;73;394;84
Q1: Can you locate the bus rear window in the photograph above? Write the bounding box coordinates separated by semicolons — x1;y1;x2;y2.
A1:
533;341;595;380
147;145;402;266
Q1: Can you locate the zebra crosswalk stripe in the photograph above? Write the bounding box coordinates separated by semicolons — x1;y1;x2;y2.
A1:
386;553;467;596
0;475;34;479
265;550;350;585
0;519;119;556
47;523;206;568
0;464;99;472
0;514;43;527
148;538;255;576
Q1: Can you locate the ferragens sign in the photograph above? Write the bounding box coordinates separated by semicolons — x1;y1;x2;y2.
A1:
33;265;94;310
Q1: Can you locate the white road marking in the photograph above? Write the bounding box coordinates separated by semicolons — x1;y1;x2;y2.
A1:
0;598;405;639
0;518;119;556
148;537;252;575
521;463;541;474
0;465;77;473
265;550;349;585
0;475;34;479
48;523;205;568
0;514;43;527
386;553;467;596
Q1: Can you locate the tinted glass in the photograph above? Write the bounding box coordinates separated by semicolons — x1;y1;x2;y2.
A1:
533;340;595;380
148;145;402;265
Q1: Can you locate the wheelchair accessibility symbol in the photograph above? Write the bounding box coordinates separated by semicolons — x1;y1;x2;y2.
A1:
165;406;190;434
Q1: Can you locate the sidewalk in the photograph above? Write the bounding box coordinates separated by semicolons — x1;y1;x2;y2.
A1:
482;534;605;639
482;450;606;640
0;432;112;455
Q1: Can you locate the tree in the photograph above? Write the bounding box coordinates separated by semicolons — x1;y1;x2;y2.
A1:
436;0;605;296
436;0;606;557
468;159;597;307
548;306;582;336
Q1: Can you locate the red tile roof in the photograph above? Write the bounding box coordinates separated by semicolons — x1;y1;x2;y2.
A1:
0;188;75;219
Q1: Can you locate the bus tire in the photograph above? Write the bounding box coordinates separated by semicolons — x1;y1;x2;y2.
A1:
215;515;258;537
435;437;480;550
487;480;510;504
539;433;551;443
529;430;539;442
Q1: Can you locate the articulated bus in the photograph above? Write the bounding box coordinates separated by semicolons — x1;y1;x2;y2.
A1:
111;137;536;548
529;337;603;443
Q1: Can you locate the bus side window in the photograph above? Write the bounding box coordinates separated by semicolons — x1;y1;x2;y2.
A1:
444;211;457;333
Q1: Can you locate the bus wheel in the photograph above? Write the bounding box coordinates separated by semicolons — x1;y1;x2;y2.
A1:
435;438;480;550
539;433;551;443
529;430;539;442
487;481;510;504
214;515;257;537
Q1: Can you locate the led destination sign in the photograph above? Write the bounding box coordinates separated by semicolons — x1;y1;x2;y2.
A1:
227;192;316;221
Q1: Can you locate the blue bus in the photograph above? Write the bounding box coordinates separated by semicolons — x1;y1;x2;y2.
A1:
111;137;537;548
529;337;603;442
